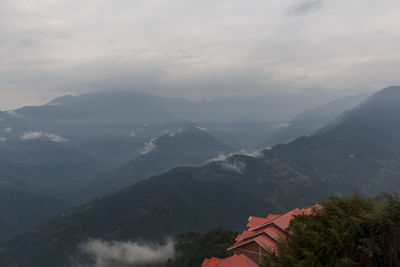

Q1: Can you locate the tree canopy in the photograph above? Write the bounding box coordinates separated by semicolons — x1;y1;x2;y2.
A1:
267;192;400;267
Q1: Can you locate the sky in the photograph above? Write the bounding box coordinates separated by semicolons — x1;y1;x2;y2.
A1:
0;0;400;109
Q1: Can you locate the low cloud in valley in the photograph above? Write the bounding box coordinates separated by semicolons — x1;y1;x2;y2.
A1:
76;239;175;267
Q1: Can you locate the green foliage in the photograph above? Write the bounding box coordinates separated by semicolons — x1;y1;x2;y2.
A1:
266;193;400;267
166;228;236;267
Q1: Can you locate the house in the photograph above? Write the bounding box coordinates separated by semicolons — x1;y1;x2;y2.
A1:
202;254;258;267
227;204;322;265
202;204;322;266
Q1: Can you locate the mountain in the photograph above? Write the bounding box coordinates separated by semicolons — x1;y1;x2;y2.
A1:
203;121;283;150
0;181;66;242
1;91;343;164
164;94;340;123
0;91;345;247
0;120;104;242
79;126;235;202
0;137;99;242
3;92;186;166
0;138;99;196
261;93;369;147
0;125;232;242
3;87;396;266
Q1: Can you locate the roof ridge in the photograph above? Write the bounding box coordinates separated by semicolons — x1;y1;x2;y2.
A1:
249;208;300;231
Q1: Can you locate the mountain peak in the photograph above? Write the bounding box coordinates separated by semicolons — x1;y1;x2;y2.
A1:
365;86;400;103
148;125;224;152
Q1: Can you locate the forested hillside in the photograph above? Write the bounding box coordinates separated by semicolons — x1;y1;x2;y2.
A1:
1;87;399;266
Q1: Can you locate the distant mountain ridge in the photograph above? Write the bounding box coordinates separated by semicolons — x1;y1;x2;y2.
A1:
0;91;349;163
78;126;235;202
261;93;369;147
0;90;361;249
1;86;400;266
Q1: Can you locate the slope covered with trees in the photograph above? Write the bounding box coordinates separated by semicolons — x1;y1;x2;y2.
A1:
267;193;400;267
261;93;368;147
79;126;235;201
1;86;400;266
0;182;66;242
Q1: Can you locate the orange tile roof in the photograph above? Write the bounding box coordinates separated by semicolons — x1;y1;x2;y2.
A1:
253;235;279;251
229;204;321;251
264;225;286;240
202;257;224;267
228;232;278;251
203;254;258;267
271;209;302;230
249;204;322;231
203;204;322;267
302;204;322;215
247;214;281;229
219;254;258;267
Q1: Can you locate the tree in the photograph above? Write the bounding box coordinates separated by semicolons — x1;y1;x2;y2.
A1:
266;192;400;267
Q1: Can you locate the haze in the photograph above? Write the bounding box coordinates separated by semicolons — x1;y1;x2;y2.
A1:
1;0;400;109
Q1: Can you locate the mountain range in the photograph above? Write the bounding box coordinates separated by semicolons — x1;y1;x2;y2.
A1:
261;93;369;147
0;91;351;164
1;86;399;266
78;126;235;202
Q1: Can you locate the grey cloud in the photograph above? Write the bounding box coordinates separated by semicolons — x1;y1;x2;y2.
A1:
20;131;67;143
220;160;246;174
206;152;248;174
77;239;175;267
141;137;158;155
0;0;399;109
287;0;324;16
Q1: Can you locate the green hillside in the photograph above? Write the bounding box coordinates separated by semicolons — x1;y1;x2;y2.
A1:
1;86;400;266
0;181;66;242
79;126;235;201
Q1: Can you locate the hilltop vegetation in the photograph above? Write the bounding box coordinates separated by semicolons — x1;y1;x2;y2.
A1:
267;192;400;267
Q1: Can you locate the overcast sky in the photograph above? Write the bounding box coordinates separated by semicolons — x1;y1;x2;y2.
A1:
1;0;400;109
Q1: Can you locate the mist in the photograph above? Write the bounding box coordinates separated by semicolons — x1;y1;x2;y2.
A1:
76;239;175;267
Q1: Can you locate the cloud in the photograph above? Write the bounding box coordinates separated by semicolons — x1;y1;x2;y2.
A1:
168;128;184;137
240;150;265;158
207;153;229;163
129;130;136;137
5;111;20;117
141;137;157;154
193;125;207;132
77;239;175;267
220;160;246;174
20;131;67;143
207;149;263;164
0;137;6;142
287;0;324;16
206;152;247;174
3;127;12;133
0;0;400;109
